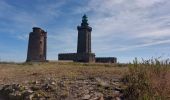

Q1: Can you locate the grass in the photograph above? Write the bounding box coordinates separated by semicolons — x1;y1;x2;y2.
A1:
1;60;170;99
123;58;170;100
0;62;127;84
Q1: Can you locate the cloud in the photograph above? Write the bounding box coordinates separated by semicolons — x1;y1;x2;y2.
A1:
76;0;170;49
16;34;28;40
136;29;170;38
114;39;170;51
0;0;66;35
135;0;166;8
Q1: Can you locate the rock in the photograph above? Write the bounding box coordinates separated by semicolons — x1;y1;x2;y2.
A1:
94;92;103;98
24;94;34;100
1;85;14;94
82;94;91;100
91;97;99;100
0;85;3;91
99;96;104;100
113;90;120;94
8;92;22;100
96;78;110;89
104;96;113;100
90;93;104;100
50;81;56;85
23;89;33;96
114;87;123;93
84;89;90;94
31;86;40;91
42;84;55;91
116;97;121;100
32;81;39;84
12;84;20;90
0;77;123;100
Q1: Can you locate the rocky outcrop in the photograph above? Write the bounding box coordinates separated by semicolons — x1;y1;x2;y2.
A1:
0;77;124;100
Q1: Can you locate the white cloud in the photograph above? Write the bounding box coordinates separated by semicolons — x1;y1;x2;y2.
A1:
70;0;169;59
114;39;170;51
135;0;165;8
136;29;170;38
16;34;28;40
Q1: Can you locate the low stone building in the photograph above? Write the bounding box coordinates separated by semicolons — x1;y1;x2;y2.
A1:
96;57;117;63
58;53;77;61
58;53;96;62
26;27;47;62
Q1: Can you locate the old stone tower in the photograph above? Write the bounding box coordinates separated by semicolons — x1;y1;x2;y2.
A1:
26;27;47;62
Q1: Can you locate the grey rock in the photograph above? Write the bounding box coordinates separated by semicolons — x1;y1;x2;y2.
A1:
116;97;121;100
2;85;14;94
9;92;22;100
82;94;91;100
31;86;40;91
50;81;56;85
31;80;40;84
23;89;33;96
0;85;3;91
24;94;34;100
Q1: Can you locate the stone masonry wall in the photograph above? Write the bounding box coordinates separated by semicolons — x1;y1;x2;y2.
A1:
58;53;77;61
58;53;95;63
95;57;117;63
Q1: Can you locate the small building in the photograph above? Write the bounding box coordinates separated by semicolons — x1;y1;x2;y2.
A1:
26;27;47;62
96;57;117;63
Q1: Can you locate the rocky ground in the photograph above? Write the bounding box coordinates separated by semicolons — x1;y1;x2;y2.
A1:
0;62;127;100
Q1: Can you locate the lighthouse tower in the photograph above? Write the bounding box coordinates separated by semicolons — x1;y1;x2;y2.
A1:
76;15;95;62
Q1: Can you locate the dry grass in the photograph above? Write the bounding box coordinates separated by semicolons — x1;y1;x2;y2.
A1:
1;60;169;99
0;62;127;85
123;59;170;100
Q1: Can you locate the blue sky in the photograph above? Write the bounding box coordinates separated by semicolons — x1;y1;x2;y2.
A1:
0;0;170;63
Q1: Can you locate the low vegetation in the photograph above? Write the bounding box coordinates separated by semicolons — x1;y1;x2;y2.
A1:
0;62;127;84
123;58;170;100
0;62;127;99
0;60;170;99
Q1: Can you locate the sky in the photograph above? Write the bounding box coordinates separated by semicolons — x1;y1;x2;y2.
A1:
0;0;170;63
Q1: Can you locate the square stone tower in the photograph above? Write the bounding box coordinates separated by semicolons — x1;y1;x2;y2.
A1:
26;27;47;62
76;15;95;62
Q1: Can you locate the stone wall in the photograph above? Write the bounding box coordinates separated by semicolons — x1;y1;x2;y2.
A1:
58;53;77;61
76;53;95;62
95;57;117;63
58;53;95;63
